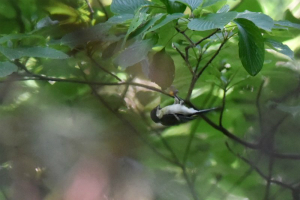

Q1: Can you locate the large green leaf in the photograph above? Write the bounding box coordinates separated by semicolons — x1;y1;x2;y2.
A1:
114;39;155;69
265;38;294;59
123;10;148;46
149;49;175;89
170;0;202;10
110;0;149;14
202;0;224;8
0;61;18;77
58;15;133;48
0;46;69;60
188;12;237;31
236;11;274;32
145;13;183;34
235;18;264;76
0;34;45;44
274;20;300;30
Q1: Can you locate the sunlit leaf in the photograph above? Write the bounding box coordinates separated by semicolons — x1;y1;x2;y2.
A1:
265;38;294;59
188;12;237;31
236;11;274;32
0;61;18;77
235;18;264;76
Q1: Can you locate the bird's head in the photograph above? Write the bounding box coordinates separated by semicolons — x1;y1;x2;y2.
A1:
150;105;161;123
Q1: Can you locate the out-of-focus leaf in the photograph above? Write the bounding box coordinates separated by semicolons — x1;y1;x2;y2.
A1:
0;46;69;60
188;12;237;31
115;39;155;69
0;34;45;44
236;11;274;32
149;49;175;89
274;20;300;30
145;13;183;34
284;9;300;24
170;0;202;10
235;18;264;76
265;39;294;59
57;14;133;48
110;0;149;14
274;103;300;117
233;0;263;12
59;25;114;48
0;62;18;77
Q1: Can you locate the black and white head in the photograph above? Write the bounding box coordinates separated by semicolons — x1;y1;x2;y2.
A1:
150;105;161;123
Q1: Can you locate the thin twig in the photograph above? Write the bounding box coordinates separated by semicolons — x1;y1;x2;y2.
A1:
186;38;228;101
85;0;94;21
219;88;227;127
78;65;178;165
226;143;295;191
256;80;265;134
88;54;122;82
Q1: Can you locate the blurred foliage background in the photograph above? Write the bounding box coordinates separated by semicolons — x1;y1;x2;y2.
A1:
0;0;299;200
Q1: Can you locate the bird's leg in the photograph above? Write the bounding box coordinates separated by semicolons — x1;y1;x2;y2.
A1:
174;96;180;104
174;95;184;105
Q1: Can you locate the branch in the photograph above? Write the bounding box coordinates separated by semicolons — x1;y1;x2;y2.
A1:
226;143;295;191
88;55;123;81
78;66;178;165
219;88;227;127
85;0;94;21
186;38;228;101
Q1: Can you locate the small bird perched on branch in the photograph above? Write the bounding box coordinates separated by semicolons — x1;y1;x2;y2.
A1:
150;96;218;126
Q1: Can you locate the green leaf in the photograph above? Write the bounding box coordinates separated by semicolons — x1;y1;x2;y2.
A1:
139;14;166;37
265;38;294;59
274;20;300;30
0;34;45;44
149;49;175;89
58;18;126;48
235;18;264;76
145;13;183;34
202;0;224;8
0;62;18;77
114;39;155;69
123;10;148;47
170;0;202;10
110;0;149;14
188;12;237;31
161;0;186;14
0;46;69;60
236;11;274;32
233;0;263;12
217;4;230;13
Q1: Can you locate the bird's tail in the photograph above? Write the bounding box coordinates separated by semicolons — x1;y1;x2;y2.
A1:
194;107;220;114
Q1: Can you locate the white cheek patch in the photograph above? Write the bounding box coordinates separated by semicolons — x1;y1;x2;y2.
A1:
159;104;198;118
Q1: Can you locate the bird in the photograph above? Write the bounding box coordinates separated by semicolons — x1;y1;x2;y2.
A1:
150;96;218;126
